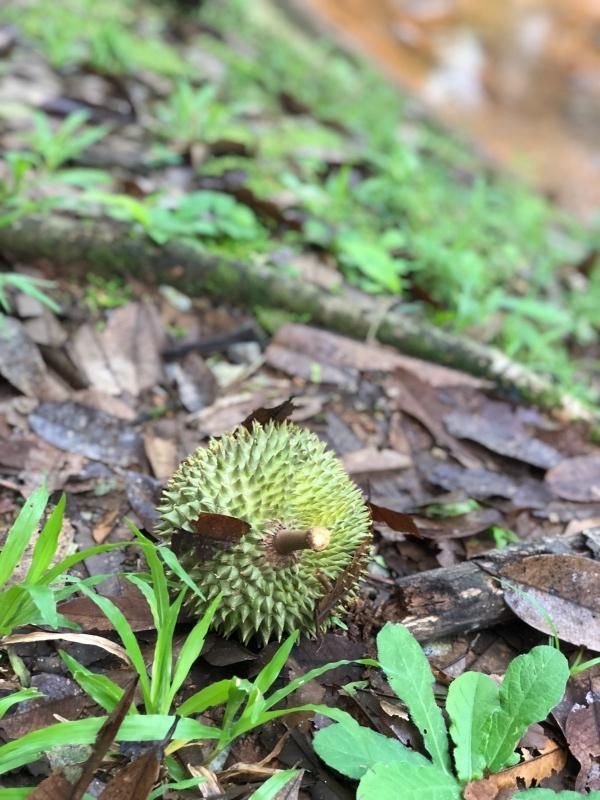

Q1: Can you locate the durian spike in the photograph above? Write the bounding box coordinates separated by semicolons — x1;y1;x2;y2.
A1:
273;526;331;555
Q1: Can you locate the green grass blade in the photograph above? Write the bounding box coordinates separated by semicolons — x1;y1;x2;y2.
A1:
254;631;299;696
167;593;222;709
0;688;41;718
26;494;66;582
22;584;60;628
247;769;302;799
60;650;128;713
177;679;235;717
264;658;368;711
0;486;49;589
0;715;220;775
76;583;151;708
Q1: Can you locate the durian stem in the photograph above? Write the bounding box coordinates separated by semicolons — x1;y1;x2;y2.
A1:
273;526;331;555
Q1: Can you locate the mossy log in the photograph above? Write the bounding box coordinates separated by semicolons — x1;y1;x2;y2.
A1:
0;213;594;423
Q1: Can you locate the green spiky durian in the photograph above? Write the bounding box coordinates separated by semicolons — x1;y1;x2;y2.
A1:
156;420;371;644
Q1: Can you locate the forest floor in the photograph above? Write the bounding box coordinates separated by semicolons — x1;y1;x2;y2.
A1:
0;1;599;798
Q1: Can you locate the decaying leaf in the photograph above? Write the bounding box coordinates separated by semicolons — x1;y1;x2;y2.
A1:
565;694;600;792
463;746;567;799
241;397;296;429
315;537;371;629
171;512;251;563
545;455;600;502
369;501;420;537
501;554;600;651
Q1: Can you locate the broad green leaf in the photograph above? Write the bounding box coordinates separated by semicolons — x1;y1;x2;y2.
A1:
376;623;452;775
480;646;569;773
313;720;429;779
248;769;302;799
446;671;500;782
0;486;48;588
357;761;461;800
0;715;219;775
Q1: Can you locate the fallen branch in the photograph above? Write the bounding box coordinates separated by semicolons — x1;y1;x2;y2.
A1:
0;213;594;422
382;531;600;641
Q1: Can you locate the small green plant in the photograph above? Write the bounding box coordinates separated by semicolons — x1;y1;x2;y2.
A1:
84;273;132;312
0;525;361;792
27;110;109;173
0;487;121;636
92;189;266;246
313;622;570;799
60;527;362;763
0;273;60;314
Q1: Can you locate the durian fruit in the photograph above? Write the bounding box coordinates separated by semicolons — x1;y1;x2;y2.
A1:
156;420;371;644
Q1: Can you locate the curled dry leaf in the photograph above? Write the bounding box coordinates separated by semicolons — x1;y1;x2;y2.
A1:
545;455;600;502
500;554;600;651
171;512;251;563
1;631;131;664
241;397;296;429
463;747;567;800
565;695;600;792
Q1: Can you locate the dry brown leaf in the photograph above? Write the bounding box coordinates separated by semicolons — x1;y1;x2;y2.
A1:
27;768;73;799
1;631;131;664
143;433;178;481
546;455;600;502
58;589;154;633
463;747;567;799
342;447;411;474
565;695;600;791
501;554;600;650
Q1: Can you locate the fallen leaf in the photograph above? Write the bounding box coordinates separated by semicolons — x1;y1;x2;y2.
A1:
445;408;562;469
265;343;356;387
565;695;600;792
29;402;143;466
545;455;600;502
412;508;502;540
342;448;411;474
165;351;218;412
315;538;371;629
369;502;420;536
241;397;296;429
501;554;600;650
26;769;73;799
0;315;64;399
171;512;251;563
1;632;131;664
58;589;154;633
143;434;178;481
463;746;567;799
271;324;488;386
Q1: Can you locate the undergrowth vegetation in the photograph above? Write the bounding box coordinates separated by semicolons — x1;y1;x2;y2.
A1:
1;0;599;399
0;489;590;798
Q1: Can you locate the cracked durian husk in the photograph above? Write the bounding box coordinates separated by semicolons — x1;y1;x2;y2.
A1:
156;421;372;644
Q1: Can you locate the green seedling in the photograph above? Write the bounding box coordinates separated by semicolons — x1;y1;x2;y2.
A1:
0;273;60;314
314;622;570;799
27;111;109;173
0;487;123;637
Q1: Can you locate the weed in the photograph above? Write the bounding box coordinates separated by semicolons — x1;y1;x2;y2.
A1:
313;622;571;799
84;273;132;312
0;524;364;791
0;273;60;314
0;487;123;637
